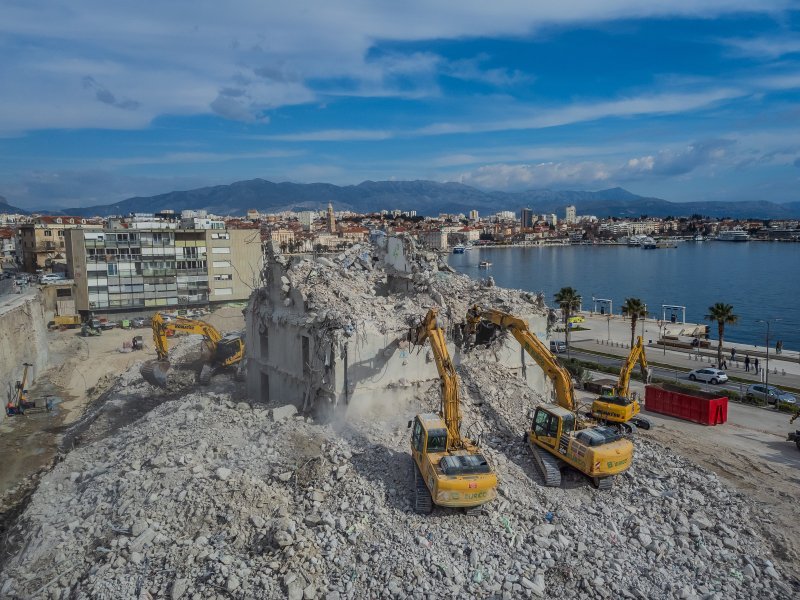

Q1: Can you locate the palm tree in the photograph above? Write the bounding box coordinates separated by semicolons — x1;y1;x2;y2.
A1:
554;287;581;355
705;303;738;367
621;297;648;348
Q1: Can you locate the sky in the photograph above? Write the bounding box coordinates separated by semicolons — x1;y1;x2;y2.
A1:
1;1;800;209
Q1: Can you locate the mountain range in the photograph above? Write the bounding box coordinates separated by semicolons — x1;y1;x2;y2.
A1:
5;180;800;219
0;195;29;215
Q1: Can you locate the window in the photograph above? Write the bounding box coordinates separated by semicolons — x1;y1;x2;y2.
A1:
214;287;233;296
58;230;64;237
533;409;554;437
213;260;231;268
107;264;118;276
44;230;52;236
412;419;423;453
211;232;230;240
213;274;233;281
426;429;448;452
211;247;230;254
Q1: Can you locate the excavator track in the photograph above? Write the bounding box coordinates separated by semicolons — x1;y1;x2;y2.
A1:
593;476;614;491
631;416;652;430
413;464;433;514
529;439;562;487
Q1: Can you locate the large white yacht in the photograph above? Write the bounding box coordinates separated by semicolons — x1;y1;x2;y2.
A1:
716;228;750;242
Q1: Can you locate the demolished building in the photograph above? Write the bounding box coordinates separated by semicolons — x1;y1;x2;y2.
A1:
245;234;553;414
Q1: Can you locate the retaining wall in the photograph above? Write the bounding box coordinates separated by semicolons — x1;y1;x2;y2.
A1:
0;292;49;423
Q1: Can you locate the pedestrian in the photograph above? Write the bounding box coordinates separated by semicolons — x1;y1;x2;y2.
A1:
744;355;750;372
720;359;727;370
754;357;760;373
776;340;783;355
731;347;736;361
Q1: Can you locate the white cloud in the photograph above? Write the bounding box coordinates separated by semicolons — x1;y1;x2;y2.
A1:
0;0;791;133
723;36;800;58
458;161;613;189
456;139;740;189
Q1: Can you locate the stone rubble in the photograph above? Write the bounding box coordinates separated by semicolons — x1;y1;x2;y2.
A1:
254;235;551;341
1;351;796;599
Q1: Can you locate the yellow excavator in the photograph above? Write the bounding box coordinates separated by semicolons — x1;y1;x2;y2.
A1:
408;308;497;514
590;336;652;432
140;314;245;388
466;306;633;490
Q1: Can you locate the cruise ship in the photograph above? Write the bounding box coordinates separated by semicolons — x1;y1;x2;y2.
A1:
716;229;750;242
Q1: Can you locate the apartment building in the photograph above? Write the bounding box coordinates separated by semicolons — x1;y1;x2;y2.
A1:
65;226;262;315
17;216;103;272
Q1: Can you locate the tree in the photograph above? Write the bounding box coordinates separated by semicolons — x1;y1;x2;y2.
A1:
554;287;581;354
705;303;738;367
621;297;647;348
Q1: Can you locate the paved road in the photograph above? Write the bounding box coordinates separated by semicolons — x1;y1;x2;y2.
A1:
565;347;749;396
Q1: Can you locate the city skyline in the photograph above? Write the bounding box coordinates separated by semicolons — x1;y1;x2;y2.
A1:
1;2;799;208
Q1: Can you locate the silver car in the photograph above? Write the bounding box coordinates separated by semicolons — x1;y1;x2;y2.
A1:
688;368;728;384
746;384;797;405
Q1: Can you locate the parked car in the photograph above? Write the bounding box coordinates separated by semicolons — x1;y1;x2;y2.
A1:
14;276;28;286
40;273;66;284
132;317;147;328
550;340;567;353
98;321;118;330
746;384;797;405
688;368;728;384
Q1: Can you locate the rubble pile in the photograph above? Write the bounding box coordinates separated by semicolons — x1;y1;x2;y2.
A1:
259;236;549;338
1;358;795;599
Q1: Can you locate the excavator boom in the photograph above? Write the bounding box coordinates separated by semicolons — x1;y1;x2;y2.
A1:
467;306;576;411
614;336;648;398
411;309;463;450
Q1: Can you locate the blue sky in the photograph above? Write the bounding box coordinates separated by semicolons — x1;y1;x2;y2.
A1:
1;1;799;209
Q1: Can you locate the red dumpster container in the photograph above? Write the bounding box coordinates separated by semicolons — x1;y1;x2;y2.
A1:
645;383;727;425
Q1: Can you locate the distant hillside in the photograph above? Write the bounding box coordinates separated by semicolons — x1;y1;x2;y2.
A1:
42;179;800;219
0;195;29;215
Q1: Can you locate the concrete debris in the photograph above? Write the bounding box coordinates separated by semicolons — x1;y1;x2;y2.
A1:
248;235;549;413
0;352;795;599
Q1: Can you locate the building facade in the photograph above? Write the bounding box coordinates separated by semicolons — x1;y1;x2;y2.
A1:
66;226;262;315
565;205;577;224
18;217;103;273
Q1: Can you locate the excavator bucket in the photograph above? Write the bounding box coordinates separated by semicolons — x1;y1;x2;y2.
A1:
140;360;171;388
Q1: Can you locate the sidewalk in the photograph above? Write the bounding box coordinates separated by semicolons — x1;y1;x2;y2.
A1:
569;313;800;391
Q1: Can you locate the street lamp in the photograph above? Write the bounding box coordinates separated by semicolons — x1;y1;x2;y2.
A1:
756;318;781;403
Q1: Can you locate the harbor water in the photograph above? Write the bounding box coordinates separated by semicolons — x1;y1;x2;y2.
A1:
448;242;800;349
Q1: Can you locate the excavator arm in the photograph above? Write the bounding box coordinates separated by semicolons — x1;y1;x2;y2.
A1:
615;337;648;398
143;314;225;388
151;314;223;361
467;306;576;412
411;309;463;450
